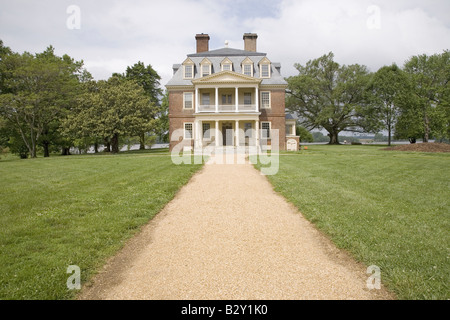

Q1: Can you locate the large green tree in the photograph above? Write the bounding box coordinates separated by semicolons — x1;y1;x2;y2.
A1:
119;61;162;149
365;64;409;146
64;76;153;153
0;45;87;157
396;50;450;142
286;52;371;144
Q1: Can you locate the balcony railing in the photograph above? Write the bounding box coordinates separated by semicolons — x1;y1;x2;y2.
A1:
197;104;258;113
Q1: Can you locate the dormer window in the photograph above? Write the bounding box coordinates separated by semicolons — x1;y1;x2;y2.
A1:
183;58;195;79
200;58;212;77
221;58;233;71
185;65;193;78
259;57;271;78
241;57;254;77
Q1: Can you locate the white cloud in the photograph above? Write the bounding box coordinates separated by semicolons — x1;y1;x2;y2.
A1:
0;0;448;87
245;0;450;75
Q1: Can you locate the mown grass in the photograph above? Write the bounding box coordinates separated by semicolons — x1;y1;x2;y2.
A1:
0;149;202;299
257;145;449;300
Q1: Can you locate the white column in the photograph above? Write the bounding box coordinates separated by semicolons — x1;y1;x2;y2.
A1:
215;87;219;113
255;86;259;112
195;87;199;112
235;87;239;112
194;119;199;149
235;120;239;147
255;120;260;148
198;120;203;148
215;120;220;147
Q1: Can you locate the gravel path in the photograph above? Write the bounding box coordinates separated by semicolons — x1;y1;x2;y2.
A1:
79;157;393;300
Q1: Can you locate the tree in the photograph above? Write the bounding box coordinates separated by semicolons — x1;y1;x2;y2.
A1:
397;51;450;142
64;76;153;154
365;64;409;146
296;126;313;142
122;62;162;149
155;90;169;143
286;52;371;144
0;45;86;158
311;131;329;142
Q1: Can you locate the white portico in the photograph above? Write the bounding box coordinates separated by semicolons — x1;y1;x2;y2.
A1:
192;71;262;149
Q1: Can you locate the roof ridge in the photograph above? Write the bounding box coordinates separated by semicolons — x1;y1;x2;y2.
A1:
188;47;266;57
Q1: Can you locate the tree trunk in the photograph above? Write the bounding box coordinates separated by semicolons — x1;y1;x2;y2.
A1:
30;127;37;158
423;113;430;143
388;119;392;147
94;143;98;153
328;131;340;145
61;147;71;155
111;133;119;154
139;132;146;150
104;138;111;152
43;141;50;157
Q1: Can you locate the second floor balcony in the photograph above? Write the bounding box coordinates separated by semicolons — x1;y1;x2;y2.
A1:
197;104;257;113
195;87;260;114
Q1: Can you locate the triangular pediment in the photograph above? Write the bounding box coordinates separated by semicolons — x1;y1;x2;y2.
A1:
259;57;271;65
182;57;195;65
192;71;261;84
241;57;254;65
221;57;233;65
200;57;212;65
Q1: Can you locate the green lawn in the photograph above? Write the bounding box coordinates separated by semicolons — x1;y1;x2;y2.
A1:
257;145;449;300
0;149;202;299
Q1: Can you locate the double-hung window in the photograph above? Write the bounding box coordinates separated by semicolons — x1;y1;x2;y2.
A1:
202;123;211;139
183;92;193;109
202;64;211;77
261;92;271;109
184;65;193;79
184;123;193;139
244;93;252;105
202;93;210;106
260;64;270;78
222;63;232;71
243;64;252;76
222;94;232;105
261;122;271;139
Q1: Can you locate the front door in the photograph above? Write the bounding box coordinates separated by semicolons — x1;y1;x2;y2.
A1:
222;124;233;146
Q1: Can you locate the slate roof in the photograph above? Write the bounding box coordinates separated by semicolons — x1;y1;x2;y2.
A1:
166;47;288;87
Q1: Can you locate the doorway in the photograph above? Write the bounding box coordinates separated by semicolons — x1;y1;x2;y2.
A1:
222;123;233;146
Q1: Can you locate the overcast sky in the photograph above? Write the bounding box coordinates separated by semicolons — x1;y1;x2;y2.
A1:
1;0;449;88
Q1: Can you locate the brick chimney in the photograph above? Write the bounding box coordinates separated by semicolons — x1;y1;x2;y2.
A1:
243;33;258;52
195;34;210;53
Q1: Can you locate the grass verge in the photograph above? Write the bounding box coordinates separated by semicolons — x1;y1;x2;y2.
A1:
0;149;202;299
256;145;449;300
